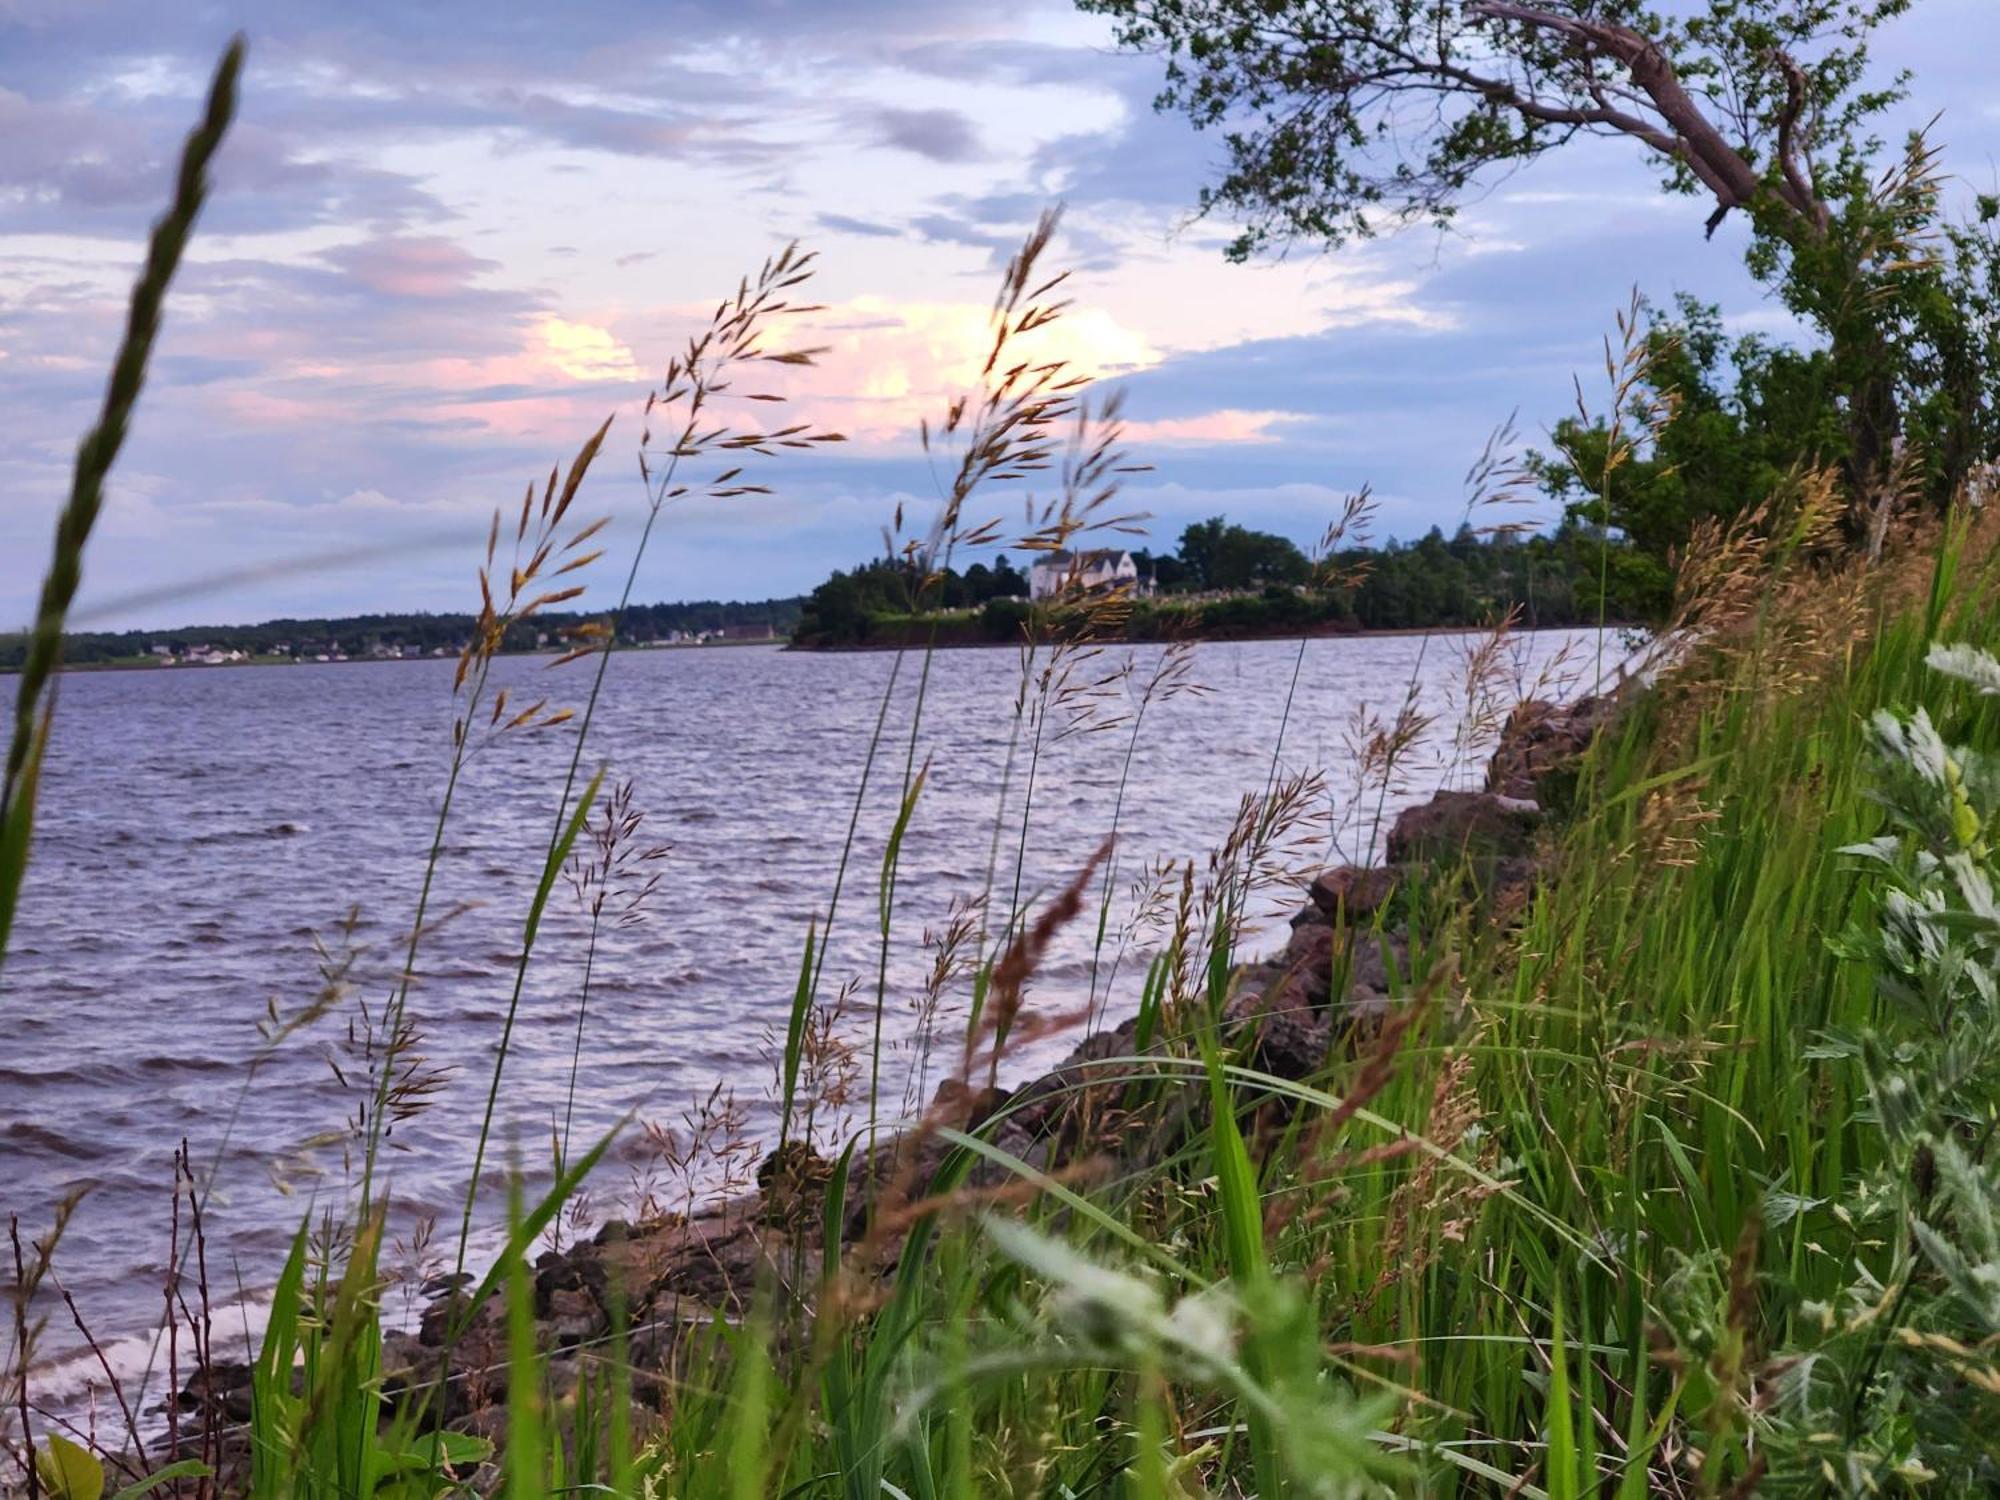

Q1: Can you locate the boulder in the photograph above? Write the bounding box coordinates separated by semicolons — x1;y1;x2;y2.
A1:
1386;790;1541;866
1486;693;1617;802
1241;1003;1333;1080
545;1287;602;1349
535;1240;608;1314
1307;865;1398;924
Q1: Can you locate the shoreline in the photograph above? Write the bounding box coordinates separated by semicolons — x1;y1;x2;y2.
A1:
787;619;1632;653
5;637;787;676
7;621;1634;674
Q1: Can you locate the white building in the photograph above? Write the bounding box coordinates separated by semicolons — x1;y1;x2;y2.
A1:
1027;549;1142;602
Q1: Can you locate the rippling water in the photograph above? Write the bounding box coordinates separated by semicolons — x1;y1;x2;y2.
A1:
2;630;1604;1398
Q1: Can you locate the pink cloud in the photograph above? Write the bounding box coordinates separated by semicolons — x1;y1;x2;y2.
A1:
1121;409;1308;445
321;236;501;299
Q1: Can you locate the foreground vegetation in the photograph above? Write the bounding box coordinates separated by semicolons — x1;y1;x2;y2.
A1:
12;4;2000;1496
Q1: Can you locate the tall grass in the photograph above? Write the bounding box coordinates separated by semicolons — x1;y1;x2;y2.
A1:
13;38;2000;1500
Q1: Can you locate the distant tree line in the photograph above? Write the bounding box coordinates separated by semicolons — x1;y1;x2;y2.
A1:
1;597;805;670
790;518;1650;647
791;557;1031;644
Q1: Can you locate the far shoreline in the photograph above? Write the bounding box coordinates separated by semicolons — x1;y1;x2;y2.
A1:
7;636;785;677
786;619;1632;653
9;620;1634;676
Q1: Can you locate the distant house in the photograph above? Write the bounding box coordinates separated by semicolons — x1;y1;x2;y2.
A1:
1027;549;1141;602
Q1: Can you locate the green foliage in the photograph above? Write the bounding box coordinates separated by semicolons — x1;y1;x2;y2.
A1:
1172;515;1310;590
1531;295;1852;607
1090;0;2000;530
791;556;1027;644
1079;0;1909;258
794;522;1656;646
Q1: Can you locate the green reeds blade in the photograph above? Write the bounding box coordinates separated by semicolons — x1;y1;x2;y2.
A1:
1195;1024;1281;1500
504;1177;547;1500
463;1123;620;1331
725;1316;773;1500
778;918;817;1149
1546;1302;1578;1500
248;1225;310;1499
0;711;49;965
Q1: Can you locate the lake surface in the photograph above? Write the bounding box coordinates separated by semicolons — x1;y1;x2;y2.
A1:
2;630;1606;1402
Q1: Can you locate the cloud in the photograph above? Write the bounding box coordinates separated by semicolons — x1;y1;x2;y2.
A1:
1122;409;1308;445
3;0;1992;628
538;317;642;382
320;236;500;300
862;105;984;163
816;212;902;239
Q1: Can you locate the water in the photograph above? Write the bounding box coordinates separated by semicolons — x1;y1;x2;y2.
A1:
1;630;1602;1400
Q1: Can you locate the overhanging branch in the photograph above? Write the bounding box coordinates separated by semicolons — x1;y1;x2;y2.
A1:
1464;0;1827;240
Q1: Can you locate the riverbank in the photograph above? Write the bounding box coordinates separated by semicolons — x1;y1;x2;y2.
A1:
170;683;1622;1488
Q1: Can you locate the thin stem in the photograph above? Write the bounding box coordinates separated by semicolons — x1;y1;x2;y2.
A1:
558;911;604;1181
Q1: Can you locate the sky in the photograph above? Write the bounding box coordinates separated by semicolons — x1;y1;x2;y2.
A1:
3;0;1998;631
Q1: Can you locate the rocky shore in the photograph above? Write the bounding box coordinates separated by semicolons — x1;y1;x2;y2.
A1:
173;688;1618;1483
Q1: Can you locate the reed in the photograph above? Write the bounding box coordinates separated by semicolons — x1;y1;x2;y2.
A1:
0;39;242;968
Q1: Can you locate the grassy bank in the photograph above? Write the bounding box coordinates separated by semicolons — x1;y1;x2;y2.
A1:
13;43;2000;1500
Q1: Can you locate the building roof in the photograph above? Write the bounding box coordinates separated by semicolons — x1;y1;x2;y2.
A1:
1030;548;1133;569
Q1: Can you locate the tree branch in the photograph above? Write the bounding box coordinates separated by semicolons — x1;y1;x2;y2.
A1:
1465;0;1825;239
1774;51;1832;233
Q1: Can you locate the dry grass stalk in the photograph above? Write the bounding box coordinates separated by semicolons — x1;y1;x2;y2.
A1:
975;837;1114;1087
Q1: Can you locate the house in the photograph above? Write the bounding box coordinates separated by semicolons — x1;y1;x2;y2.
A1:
1027;549;1142;602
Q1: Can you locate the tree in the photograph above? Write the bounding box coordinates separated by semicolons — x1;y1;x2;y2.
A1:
1081;0;1905;246
1175;516;1311;589
1079;0;1989;515
1528;292;1849;608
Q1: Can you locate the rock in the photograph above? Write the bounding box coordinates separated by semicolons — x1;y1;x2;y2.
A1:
930;1077;1012;1130
535;1241;607;1314
545;1287;601;1349
1329;930;1406;1006
420;1287;503;1348
1486;693;1617;803
1307;865;1398;924
1225;954;1335;1078
177;1359;254;1423
1242;1003;1332;1080
381;1329;429;1382
1281;922;1335;983
1386;790;1541;866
